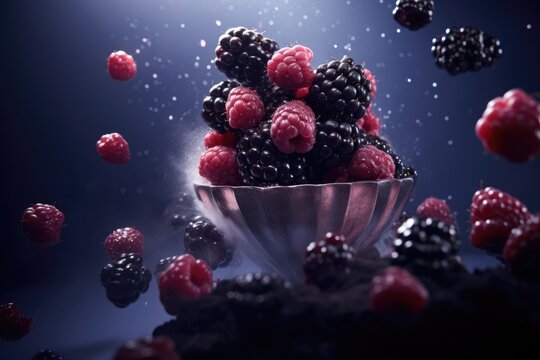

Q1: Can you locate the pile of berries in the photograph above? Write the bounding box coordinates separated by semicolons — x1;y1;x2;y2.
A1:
198;27;415;186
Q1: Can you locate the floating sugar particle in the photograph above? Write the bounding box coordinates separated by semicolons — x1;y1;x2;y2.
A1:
396;28;401;33
200;39;206;47
444;115;450;121
269;20;275;26
407;78;412;83
180;24;185;28
380;33;386;38
216;20;221;26
152;73;158;79
144;84;149;89
168;115;173;120
434;94;438;99
526;24;532;30
172;96;177;101
448;140;454;146
432;82;438;88
366;27;371;32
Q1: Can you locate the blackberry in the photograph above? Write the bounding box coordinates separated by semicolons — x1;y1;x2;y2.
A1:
307;56;371;124
202;80;240;133
367;135;416;179
31;350;65;360
214;273;291;304
391;217;461;274
163;192;198;231
304;233;354;291
256;83;294;118
184;216;232;269
214;27;279;87
393;0;434;31
432;27;502;75
155;255;180;276
236;121;313;186
100;253;152;308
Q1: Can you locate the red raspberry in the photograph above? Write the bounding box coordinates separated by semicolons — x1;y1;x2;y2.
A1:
0;303;33;341
114;336;180;360
107;50;137;81
476;88;540;163
104;227;144;261
470;219;514;254
322;165;350;183
294;87;309;100
347;145;395;181
96;133;131;164
356;108;381;136
199;146;242;186
416;197;456;226
21;203;64;246
203;130;237;149
503;214;540;278
267;45;315;91
158;254;213;315
225;87;264;130
369;267;429;313
270;101;316;154
364;67;377;100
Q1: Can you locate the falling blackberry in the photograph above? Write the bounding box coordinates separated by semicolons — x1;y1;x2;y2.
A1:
155;255;180;276
307;56;371;124
393;0;434;31
367;135;416;179
432;27;502;75
236;121;313;186
184;216;233;270
214;27;279;87
391;217;461;274
163;192;198;231
100;253;152;308
31;350;65;360
202;80;241;133
214;273;291;304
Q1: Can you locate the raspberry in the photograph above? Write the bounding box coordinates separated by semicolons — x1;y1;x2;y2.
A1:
158;254;213;315
367;135;415;179
503;214;540;278
363;67;377;100
357;108;381;136
476;89;540;163
348;145;395;181
114;336;180;360
203;130;237;149
267;45;315;91
202;80;241;133
392;0;434;31
270;101;316;154
96;132;131;164
21;203;64;246
369;267;429;313
214;273;291;304
31;350;65;360
225;87;265;130
0;303;33;341
295;87;309;100
104;227;144;261
470;219;514;254
184;216;233;269
199;146;242;186
304;233;354;291
416;197;456;226
107;50;137;81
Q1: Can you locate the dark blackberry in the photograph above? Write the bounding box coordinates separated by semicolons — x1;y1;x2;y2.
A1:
100;253;152;308
393;0;434;31
214;27;279;87
31;350;65;360
184;216;232;269
307;56;371;124
367;135;416;179
391;217;461;274
256;84;294;118
155;255;180;276
432;27;502;75
236;121;313;186
304;233;354;291
214;273;291;304
202;80;240;133
163;192;198;231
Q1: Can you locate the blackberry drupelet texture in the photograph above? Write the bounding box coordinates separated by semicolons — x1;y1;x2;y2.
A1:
393;0;434;31
155;255;180;276
163;192;198;231
184;216;232;269
214;27;279;87
214;273;291;304
202;80;241;133
367;135;416;179
31;350;65;360
236;121;313;186
307;56;371;124
432;27;502;75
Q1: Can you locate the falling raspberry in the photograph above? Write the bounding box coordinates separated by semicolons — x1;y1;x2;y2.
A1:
203;130;237;149
107;50;137;81
0;303;33;341
104;227;144;261
114;336;180;360
416;197;456;226
21;203;64;246
267;45;315;91
503;214;540;279
347;145;395;181
96;132;131;164
199;146;243;185
225;87;265;130
270;100;317;154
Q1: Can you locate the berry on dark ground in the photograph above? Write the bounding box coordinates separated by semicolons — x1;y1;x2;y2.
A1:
100;253;152;308
202;80;241;133
416;197;456;226
214;27;279;87
304;233;354;291
21;203;64;246
236;121;313;186
347;145;395;181
214;273;291;304
107;50;137;81
307;56;371;124
367;135;416;179
162;192;198;231
503;214;540;279
114;336;180;360
184;216;233;270
31;349;65;360
96;132;131;164
199;145;243;186
0;302;33;341
393;0;434;31
104;227;144;261
432;27;502;75
271;100;316;154
391;217;461;275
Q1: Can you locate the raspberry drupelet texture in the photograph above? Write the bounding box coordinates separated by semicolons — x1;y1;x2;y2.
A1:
202;80;241;133
357;108;381;136
363;67;377;100
476;89;540;163
226;87;265;130
503;214;540;279
104;227;144;261
22;203;65;246
184;216;232;270
267;45;315;91
114;336;180;360
204;130;238;149
392;0;434;31
0;303;33;341
96;132;131;164
416;197;456;226
199;146;243;186
369;266;429;313
307;56;372;123
270;100;316;154
348;145;395;181
31;350;66;360
107;50;137;81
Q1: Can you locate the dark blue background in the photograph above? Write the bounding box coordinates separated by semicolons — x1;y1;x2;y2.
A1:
1;0;539;358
